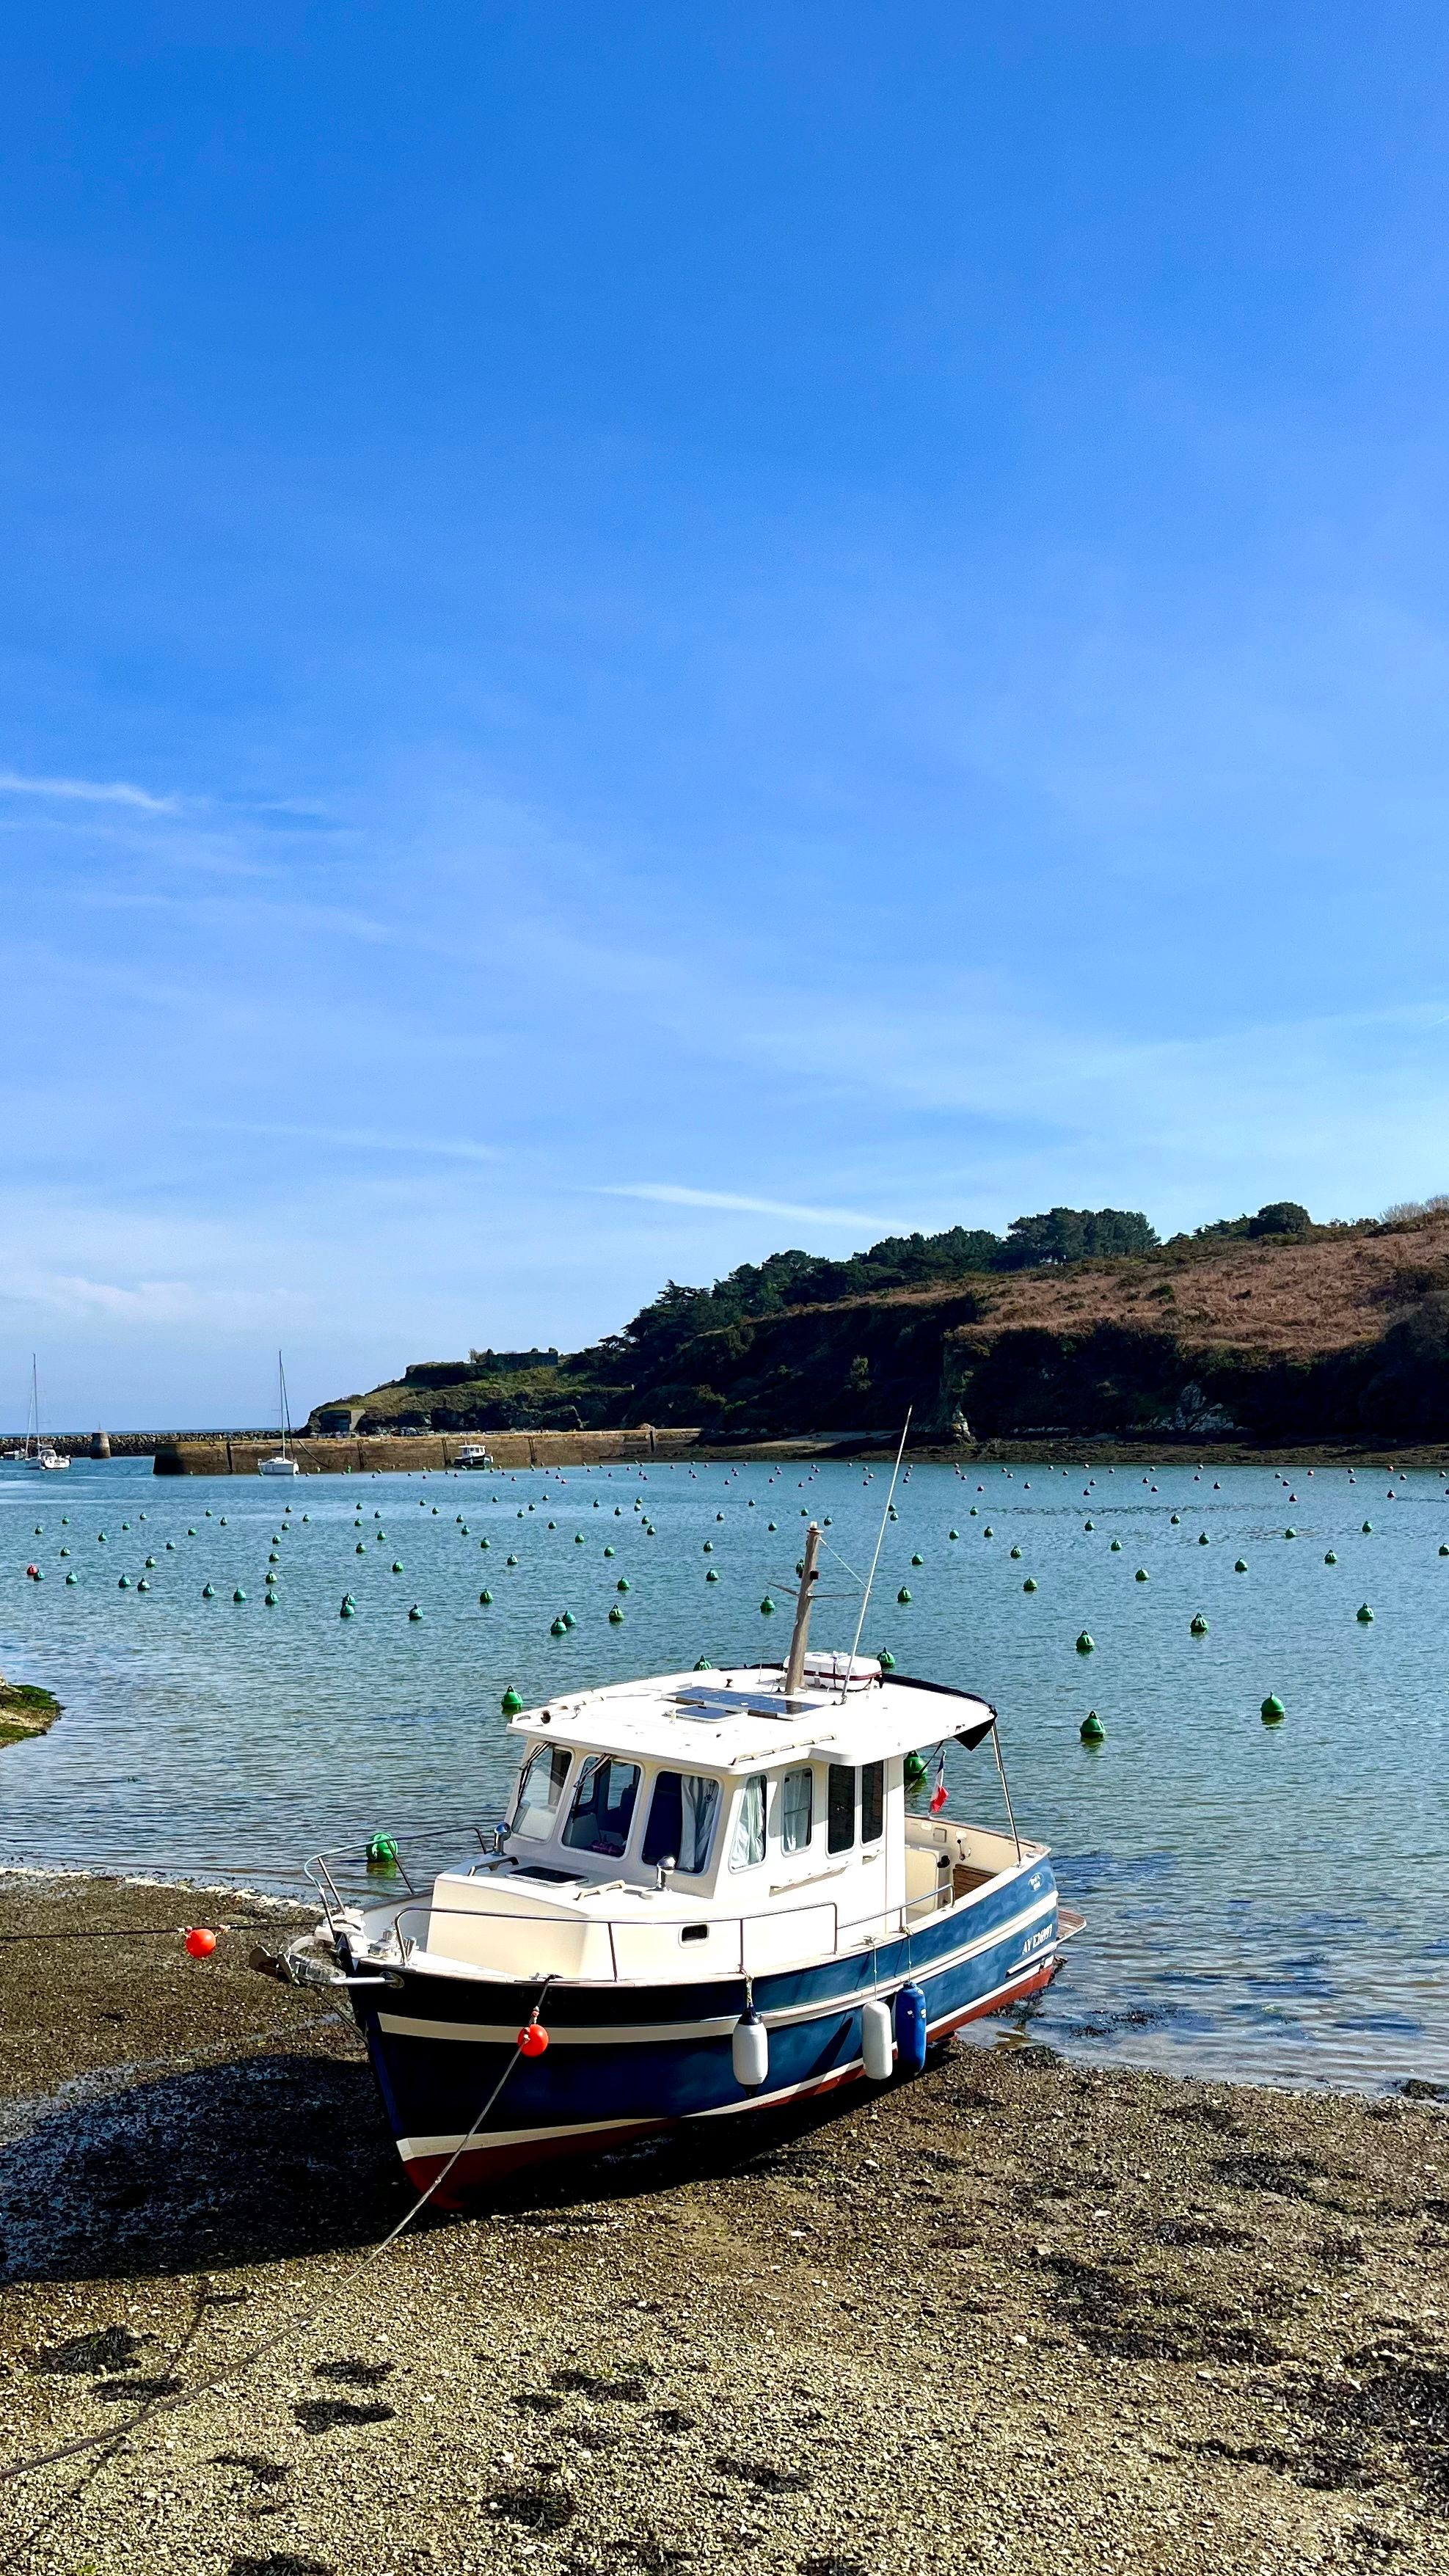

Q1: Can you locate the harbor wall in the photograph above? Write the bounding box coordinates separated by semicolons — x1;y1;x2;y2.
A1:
150;1426;705;1475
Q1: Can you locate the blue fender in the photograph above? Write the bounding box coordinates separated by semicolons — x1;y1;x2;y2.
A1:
894;1981;928;2073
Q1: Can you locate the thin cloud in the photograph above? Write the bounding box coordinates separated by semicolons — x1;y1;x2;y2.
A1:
0;769;179;814
219;1121;500;1164
596;1183;886;1227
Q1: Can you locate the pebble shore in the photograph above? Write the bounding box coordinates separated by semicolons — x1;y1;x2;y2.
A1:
0;1871;1445;2576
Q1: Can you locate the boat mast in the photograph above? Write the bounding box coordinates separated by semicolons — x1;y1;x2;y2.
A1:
26;1355;38;1460
784;1521;822;1698
278;1351;291;1459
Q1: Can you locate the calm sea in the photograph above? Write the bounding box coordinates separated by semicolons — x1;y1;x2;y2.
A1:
1;1453;1444;2094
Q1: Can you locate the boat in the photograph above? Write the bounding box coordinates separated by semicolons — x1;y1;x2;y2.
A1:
453;1442;493;1470
258;1352;301;1476
21;1357;68;1470
293;1511;1084;2200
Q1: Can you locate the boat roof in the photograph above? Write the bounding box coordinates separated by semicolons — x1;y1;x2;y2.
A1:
507;1653;996;1772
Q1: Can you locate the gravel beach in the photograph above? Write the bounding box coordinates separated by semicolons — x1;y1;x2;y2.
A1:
0;1871;1445;2576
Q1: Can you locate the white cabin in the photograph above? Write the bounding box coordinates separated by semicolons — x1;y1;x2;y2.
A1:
350;1653;1042;1987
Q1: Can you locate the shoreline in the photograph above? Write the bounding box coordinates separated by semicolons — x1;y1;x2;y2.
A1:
1;1871;1445;2575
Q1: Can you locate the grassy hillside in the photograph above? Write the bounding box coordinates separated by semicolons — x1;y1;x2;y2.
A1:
311;1198;1449;1446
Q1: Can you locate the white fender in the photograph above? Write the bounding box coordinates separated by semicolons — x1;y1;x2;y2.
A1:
731;2008;768;2088
861;1996;894;2081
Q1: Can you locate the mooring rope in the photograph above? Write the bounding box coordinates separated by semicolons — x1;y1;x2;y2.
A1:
1;1974;555;2488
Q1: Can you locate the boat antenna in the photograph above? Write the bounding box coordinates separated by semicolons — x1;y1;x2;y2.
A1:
784;1520;822;1699
839;1409;911;1700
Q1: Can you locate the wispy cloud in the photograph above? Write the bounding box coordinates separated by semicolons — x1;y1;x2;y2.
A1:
219;1121;500;1164
595;1183;886;1226
0;770;179;814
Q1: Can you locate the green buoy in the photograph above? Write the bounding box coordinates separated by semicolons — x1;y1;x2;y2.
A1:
549;1616;566;1638
604;1544;616;1558
1440;1543;1449;1557
1109;1539;1122;1552
949;1528;959;1540
1357;1602;1374;1623
408;1605;423;1621
1362;1520;1372;1533
480;1588;493;1603
501;1687;522;1715
760;1595;776;1614
65;1571;77;1584
481;1536;490;1549
1324;1550;1337;1564
562;1609;575;1628
1198;1532;1209;1545
1235;1558;1249;1572
878;1649;896;1670
703;1540;713;1552
609;1605;624;1623
366;1833;400;1868
903;1751;927;1786
694;1657;713;1671
265;1591;278;1608
136;1578;150;1593
357;1543;365;1555
1076;1630;1095;1654
706;1567;719;1582
391;1560;404;1573
1010;1544;1022;1558
1022;1575;1037;1592
1189;1613;1209;1635
507;1553;519;1566
1260;1694;1285;1725
983;1525;993;1537
1134;1566;1149;1582
897;1586;912;1604
616;1576;629;1591
1284;1528;1296;1539
1170;1513;1180;1525
1084;1519;1094;1531
910;1552;924;1566
118;1574;131;1588
202;1583;215;1599
1080;1710;1106;1743
233;1588;246;1603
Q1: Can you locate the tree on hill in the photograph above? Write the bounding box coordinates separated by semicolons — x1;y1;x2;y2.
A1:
998;1207;1158;1267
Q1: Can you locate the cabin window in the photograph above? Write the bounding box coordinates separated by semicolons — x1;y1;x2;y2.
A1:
861;1759;885;1845
561;1756;641;1859
642;1771;721;1875
779;1766;814;1856
730;1774;766;1870
511;1746;572;1842
827;1763;855;1854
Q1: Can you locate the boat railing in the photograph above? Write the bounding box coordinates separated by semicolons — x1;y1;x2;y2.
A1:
305;1821;509;1925
376;1883;961;1982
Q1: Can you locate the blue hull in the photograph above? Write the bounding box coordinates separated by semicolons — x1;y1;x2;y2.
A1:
349;1858;1062;2192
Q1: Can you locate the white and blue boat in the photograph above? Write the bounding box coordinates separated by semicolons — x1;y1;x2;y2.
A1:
299;1522;1083;2199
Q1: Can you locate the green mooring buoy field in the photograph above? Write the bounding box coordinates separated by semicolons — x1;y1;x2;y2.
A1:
1;1451;1445;2092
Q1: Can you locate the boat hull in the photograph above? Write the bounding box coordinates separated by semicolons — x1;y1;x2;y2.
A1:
348;1859;1064;2199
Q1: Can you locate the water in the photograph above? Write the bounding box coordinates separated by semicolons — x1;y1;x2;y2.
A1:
1;1452;1445;2094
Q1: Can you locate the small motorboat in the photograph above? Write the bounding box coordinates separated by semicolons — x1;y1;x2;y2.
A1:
453;1442;493;1470
295;1517;1083;2198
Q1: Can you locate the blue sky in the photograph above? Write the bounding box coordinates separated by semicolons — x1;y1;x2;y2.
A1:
5;4;1449;1425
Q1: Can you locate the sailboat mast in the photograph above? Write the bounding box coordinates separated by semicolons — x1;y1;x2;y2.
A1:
784;1522;822;1697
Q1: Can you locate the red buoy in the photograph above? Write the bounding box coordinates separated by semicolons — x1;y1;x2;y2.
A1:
517;2019;549;2057
183;1927;217;1958
24;1564;38;1580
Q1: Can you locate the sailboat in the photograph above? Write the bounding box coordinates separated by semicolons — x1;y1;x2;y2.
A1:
258;1352;301;1477
22;1357;68;1470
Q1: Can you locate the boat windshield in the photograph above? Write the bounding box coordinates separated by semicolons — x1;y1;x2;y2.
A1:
640;1771;720;1875
561;1756;641;1859
511;1745;572;1841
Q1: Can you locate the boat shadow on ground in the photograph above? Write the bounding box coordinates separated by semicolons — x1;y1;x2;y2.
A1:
0;2042;952;2288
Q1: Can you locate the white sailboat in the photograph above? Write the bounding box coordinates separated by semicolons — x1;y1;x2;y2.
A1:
22;1357;68;1470
258;1352;302;1477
